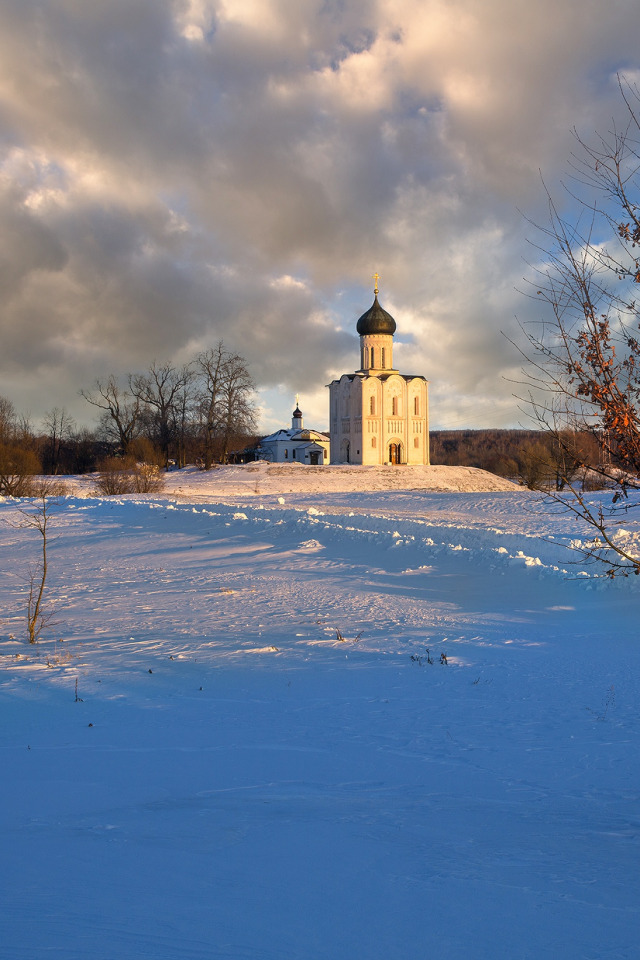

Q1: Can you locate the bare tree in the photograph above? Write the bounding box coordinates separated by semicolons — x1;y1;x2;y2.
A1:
520;77;640;574
15;486;59;643
195;343;227;469
76;348;257;470
129;362;193;468
0;444;40;496
170;381;193;469
0;395;40;494
43;407;76;475
0;395;17;443
218;351;257;463
195;343;257;466
80;377;141;454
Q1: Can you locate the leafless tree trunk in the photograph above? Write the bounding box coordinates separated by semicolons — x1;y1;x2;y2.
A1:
0;395;17;444
129;362;193;469
195;343;226;469
195;343;257;466
43;407;75;475
80;377;141;454
219;352;257;463
16;490;54;642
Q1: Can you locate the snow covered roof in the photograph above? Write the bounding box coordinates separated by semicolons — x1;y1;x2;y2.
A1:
260;428;295;443
260;427;329;444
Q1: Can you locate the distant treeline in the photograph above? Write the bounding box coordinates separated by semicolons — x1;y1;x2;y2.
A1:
431;429;544;473
430;429;604;488
0;389;260;494
2;389;608;496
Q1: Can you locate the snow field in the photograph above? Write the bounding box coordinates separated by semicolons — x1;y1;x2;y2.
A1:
1;487;639;959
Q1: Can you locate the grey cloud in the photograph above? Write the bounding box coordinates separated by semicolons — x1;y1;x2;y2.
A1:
0;184;68;302
0;0;639;430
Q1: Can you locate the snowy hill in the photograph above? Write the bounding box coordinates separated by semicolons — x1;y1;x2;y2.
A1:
64;461;519;500
168;462;518;496
1;474;639;959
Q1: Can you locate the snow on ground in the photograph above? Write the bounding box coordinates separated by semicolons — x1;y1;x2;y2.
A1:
64;461;520;500
1;466;639;959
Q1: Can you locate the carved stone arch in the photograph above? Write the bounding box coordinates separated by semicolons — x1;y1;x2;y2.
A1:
388;440;403;465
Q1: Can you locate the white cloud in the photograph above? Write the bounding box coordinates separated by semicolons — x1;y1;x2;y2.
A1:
0;0;639;431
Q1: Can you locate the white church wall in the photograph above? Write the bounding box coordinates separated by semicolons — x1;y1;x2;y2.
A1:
328;291;430;466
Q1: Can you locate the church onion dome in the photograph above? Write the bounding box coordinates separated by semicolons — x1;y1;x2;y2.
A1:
356;295;396;336
293;405;302;418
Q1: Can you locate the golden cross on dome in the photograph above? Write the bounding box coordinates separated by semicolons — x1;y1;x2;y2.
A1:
373;272;380;296
295;393;300;407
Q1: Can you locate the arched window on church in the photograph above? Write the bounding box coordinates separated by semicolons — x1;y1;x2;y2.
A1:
369;396;375;415
372;437;377;448
381;347;386;369
370;347;375;368
392;396;398;416
284;449;288;458
414;437;420;448
414;396;419;415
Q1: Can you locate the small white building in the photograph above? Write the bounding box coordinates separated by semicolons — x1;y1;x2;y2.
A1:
327;282;429;465
258;403;331;465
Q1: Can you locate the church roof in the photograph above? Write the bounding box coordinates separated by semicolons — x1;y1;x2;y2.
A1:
356;295;396;336
295;429;329;441
260;428;293;443
260;427;329;444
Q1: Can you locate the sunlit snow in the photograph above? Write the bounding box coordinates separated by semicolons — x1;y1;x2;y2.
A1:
1;465;639;959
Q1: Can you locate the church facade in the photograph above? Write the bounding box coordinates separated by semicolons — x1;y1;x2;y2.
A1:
257;403;331;464
327;285;429;465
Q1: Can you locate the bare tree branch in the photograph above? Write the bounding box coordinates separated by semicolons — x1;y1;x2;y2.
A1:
519;76;640;575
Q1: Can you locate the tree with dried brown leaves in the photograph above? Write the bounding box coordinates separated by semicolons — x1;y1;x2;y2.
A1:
520;77;640;575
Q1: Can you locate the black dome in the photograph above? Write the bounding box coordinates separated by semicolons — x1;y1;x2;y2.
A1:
356;296;396;336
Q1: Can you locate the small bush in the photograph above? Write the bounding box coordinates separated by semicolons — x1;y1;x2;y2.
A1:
95;457;134;495
133;462;164;493
0;443;41;496
32;478;69;497
95;456;165;495
127;436;163;467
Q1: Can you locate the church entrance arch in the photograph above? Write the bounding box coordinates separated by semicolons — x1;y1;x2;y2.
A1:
388;441;402;465
341;439;350;463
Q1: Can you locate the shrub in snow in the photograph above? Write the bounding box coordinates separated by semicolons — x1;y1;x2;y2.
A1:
0;444;41;496
95;457;165;495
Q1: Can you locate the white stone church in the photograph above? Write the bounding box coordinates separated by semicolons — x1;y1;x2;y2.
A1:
328;282;429;465
257;403;331;464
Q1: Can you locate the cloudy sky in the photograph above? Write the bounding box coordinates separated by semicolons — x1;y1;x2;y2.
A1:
1;0;639;434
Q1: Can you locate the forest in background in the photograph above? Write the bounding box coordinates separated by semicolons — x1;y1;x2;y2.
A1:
1;382;607;497
429;429;604;490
